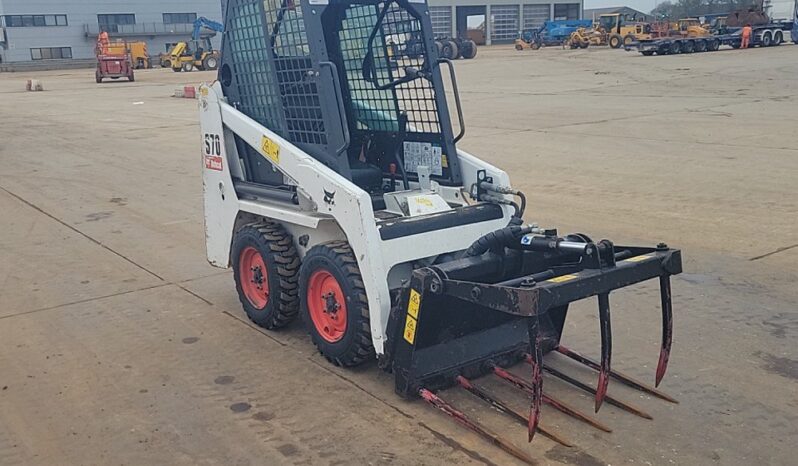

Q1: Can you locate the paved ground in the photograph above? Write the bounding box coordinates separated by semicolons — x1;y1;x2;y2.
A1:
1;45;796;466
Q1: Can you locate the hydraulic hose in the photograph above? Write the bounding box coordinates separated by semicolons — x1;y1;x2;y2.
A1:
464;225;533;257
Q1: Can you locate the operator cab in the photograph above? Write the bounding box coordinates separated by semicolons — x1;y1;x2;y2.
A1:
218;0;463;212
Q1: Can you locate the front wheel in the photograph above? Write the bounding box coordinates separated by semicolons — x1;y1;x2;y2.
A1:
300;241;374;367
623;34;635;47
182;61;194;72
232;222;301;329
609;34;622;49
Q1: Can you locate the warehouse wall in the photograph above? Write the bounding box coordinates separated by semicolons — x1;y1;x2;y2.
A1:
428;0;583;44
0;0;222;63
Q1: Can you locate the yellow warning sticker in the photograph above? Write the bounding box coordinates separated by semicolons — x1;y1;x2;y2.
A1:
403;315;418;344
260;135;280;164
625;254;652;263
407;289;421;319
441;154;449;168
547;274;578;283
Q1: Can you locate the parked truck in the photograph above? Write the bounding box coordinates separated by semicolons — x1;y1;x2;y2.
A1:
627;0;797;55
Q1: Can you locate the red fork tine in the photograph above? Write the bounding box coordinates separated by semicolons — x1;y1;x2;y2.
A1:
555;345;678;404
526;315;543;442
419;388;537;465
456;376;574;447
656;275;674;387
595;293;612;413
492;365;613;433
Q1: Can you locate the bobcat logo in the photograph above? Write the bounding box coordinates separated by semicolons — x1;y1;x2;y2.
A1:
323;189;336;206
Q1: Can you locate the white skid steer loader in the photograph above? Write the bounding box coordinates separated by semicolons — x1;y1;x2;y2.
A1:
200;0;682;461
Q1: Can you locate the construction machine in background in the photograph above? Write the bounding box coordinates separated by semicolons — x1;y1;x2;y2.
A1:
201;0;682;462
627;0;798;55
598;13;668;48
106;41;151;69
167;17;223;72
566;27;606;48
516;19;593;49
95;33;134;83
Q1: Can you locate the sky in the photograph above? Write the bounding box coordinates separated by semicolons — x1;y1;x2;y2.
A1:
583;0;660;14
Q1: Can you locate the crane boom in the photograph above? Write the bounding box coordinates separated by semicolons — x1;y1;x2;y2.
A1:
192;17;225;41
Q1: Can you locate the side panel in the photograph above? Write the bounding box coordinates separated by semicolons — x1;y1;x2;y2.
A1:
200;85;242;268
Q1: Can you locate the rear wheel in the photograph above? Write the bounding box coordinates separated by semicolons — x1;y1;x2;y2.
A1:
128;73;135;82
172;65;182;72
683;40;695;53
695;40;707;52
182;61;194;72
579;41;589;49
773;31;783;45
762;31;772;47
642;50;654;56
232;222;300;329
300;241;374;367
609;34;622;49
670;41;681;54
623;34;635;46
435;40;443;57
203;55;219;70
710;39;720;51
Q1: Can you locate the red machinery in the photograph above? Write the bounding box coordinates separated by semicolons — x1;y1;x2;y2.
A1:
95;32;134;83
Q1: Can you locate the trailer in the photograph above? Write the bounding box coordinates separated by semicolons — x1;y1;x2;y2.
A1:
626;23;794;55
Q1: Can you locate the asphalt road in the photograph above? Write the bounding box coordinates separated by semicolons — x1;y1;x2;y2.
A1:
1;45;796;465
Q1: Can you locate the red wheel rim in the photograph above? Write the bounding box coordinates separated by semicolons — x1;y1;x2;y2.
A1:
307;269;348;343
239;246;269;309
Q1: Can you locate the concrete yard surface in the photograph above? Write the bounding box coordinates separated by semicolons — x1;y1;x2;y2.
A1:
0;45;796;465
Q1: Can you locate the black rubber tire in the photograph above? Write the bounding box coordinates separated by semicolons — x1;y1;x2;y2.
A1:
762;32;772;47
623;34;635;46
128;74;135;82
515;43;524;51
683;40;695;53
447;39;460;59
609;34;622;49
435;40;443;57
670;41;681;54
642;50;655;56
710;39;720;51
773;31;783;45
579;42;589;49
695;40;707;52
461;40;477;58
172;66;182;72
232;222;301;329
299;241;374;367
441;41;455;60
202;54;219;70
182;62;193;72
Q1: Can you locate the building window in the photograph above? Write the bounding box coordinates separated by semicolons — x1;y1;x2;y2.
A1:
553;4;580;20
97;14;136;33
3;15;68;27
163;13;197;24
30;47;72;60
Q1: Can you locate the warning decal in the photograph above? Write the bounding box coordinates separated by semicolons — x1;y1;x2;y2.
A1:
403;142;443;176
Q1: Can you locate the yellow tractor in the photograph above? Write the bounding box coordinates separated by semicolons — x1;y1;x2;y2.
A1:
168;39;220;72
598;13;658;48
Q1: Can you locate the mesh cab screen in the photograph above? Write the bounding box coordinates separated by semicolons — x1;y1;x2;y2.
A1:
224;0;325;145
337;2;441;135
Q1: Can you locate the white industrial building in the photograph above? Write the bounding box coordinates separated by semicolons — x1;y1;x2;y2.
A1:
0;0;583;65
